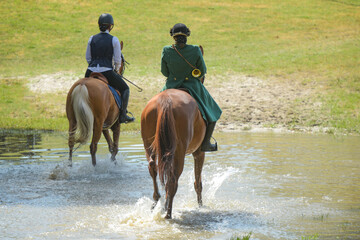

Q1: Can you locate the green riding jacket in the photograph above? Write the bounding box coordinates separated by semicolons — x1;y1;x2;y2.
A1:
161;44;222;123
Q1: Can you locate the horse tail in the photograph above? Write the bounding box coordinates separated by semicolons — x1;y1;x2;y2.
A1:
71;84;94;144
152;93;177;186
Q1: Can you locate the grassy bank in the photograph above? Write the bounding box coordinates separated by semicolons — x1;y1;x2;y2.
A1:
0;78;67;130
0;0;359;133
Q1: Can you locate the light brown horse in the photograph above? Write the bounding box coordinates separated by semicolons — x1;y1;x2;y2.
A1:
66;73;121;167
66;42;126;167
141;89;206;219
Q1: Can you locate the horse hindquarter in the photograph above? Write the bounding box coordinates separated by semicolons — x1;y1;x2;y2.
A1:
141;89;205;219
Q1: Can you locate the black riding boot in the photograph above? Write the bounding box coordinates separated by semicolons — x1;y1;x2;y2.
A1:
119;89;135;123
201;121;218;152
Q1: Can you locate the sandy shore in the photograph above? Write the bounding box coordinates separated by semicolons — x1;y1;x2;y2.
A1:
26;72;328;134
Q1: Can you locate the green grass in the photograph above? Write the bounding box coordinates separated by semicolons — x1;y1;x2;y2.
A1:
0;0;359;132
322;75;360;132
230;232;252;240
301;234;319;240
0;78;139;131
0;78;67;130
1;0;359;78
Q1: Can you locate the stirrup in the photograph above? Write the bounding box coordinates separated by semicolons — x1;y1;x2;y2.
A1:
126;111;135;122
120;111;135;124
201;137;218;152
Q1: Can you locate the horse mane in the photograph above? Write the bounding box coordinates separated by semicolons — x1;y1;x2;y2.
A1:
151;92;177;186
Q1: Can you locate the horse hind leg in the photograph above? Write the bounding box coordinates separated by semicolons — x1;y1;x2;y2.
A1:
193;149;205;207
68;120;76;167
147;152;161;209
110;122;120;163
164;175;178;219
103;129;113;154
90;121;103;166
103;129;116;163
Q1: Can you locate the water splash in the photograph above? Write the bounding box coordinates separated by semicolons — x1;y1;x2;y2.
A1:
48;164;69;180
204;166;237;200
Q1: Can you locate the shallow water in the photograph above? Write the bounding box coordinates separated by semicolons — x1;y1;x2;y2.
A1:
0;130;359;239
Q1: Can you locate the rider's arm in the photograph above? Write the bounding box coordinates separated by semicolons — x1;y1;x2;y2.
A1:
113;36;122;72
85;36;93;64
161;47;169;77
196;46;207;78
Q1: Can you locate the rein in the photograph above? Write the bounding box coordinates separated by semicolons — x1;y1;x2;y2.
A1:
121;75;143;92
90;71;143;92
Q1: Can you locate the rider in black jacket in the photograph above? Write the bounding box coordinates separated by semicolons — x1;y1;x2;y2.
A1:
85;13;134;124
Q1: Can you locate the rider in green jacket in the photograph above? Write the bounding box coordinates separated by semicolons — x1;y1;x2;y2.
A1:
161;23;222;152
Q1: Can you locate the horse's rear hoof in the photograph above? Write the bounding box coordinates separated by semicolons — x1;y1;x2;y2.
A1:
151;201;158;210
165;214;172;219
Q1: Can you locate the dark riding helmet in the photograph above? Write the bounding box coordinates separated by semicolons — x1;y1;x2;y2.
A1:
170;23;191;37
98;13;114;31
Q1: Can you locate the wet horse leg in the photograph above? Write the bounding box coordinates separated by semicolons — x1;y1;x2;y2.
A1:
103;123;120;162
164;175;178;219
68;120;76;167
103;129;117;162
102;129;113;154
147;150;161;209
90;121;103;166
164;152;184;219
193;148;205;206
110;122;120;162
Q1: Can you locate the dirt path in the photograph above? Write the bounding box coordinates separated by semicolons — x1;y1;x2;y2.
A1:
26;72;323;133
204;74;322;132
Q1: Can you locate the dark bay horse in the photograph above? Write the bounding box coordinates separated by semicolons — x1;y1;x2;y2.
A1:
66;73;121;166
141;89;207;219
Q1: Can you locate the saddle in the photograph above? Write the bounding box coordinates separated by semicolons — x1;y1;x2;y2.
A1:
90;72;108;84
89;72;122;111
178;88;190;94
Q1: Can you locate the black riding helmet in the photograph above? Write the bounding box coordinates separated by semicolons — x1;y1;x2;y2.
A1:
98;13;114;32
170;23;191;37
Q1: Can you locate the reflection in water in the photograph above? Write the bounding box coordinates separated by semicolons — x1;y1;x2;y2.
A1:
0;130;359;239
0;130;42;160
